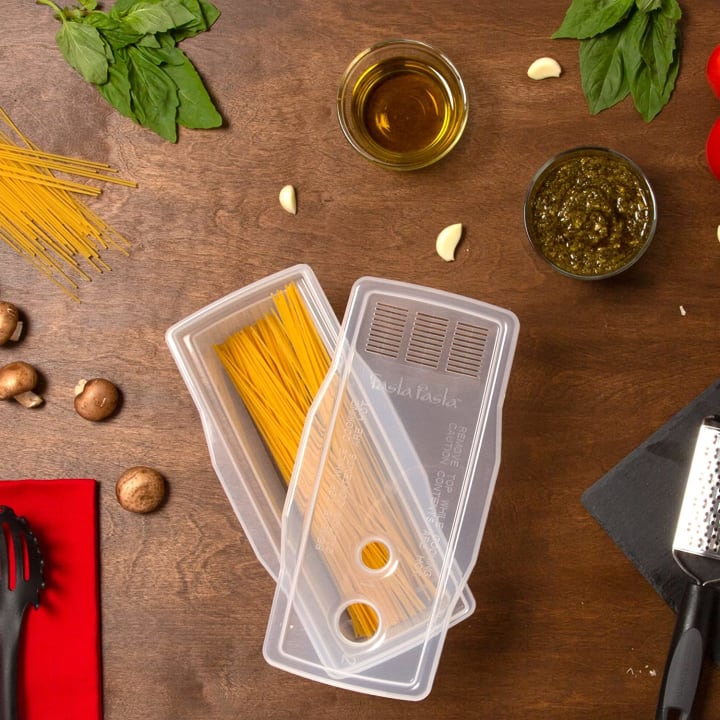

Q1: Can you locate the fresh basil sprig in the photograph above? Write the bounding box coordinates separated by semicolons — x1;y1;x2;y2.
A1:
553;0;682;122
37;0;223;142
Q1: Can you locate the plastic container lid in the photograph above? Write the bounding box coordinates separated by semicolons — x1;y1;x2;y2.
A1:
264;276;519;699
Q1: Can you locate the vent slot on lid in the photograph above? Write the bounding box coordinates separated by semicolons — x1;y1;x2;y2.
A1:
365;302;408;359
406;313;449;370
446;321;489;378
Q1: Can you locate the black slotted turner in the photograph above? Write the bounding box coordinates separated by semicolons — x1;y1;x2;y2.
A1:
0;506;43;720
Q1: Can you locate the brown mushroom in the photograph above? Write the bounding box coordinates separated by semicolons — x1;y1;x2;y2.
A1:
0;361;43;408
116;466;166;513
74;377;120;421
0;302;22;345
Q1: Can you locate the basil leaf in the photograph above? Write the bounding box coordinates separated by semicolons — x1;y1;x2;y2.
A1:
110;0;176;14
162;48;222;128
636;0;661;11
137;33;162;48
132;42;183;66
630;51;679;121
642;0;682;80
170;0;221;40
579;23;630;114
119;1;196;35
553;0;636;39
620;5;651;79
84;11;146;50
629;0;681;121
197;0;220;28
56;21;109;84
110;0;138;11
126;45;179;142
96;52;136;120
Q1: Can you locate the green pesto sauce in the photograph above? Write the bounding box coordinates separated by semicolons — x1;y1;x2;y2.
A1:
529;154;652;277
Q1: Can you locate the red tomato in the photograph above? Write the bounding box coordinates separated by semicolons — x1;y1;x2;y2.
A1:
708;44;720;99
706;118;720;180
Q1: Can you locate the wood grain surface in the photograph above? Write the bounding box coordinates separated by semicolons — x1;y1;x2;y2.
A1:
2;0;720;717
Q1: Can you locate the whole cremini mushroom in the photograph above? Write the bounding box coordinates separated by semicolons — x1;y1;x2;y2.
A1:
116;466;166;513
74;377;120;421
0;302;22;345
0;361;43;408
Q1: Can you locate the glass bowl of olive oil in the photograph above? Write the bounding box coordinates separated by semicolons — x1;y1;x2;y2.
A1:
337;39;468;171
523;147;657;280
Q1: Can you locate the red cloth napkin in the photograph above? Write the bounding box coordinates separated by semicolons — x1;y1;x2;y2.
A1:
0;479;101;720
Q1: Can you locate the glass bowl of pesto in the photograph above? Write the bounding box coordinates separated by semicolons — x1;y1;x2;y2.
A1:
523;147;657;280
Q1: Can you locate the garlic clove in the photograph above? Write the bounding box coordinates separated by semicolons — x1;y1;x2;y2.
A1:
436;223;463;262
279;184;297;215
527;57;562;80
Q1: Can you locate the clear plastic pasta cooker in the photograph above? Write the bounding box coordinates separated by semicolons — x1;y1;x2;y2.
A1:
165;266;487;698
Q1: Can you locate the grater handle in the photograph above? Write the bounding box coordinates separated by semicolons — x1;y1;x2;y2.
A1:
656;581;716;720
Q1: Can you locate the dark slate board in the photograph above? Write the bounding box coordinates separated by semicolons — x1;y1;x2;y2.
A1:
581;379;720;663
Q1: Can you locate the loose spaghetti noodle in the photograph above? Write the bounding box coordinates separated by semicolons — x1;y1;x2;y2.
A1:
0;107;136;301
215;283;432;639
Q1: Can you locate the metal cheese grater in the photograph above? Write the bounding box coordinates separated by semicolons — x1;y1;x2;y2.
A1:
657;415;720;720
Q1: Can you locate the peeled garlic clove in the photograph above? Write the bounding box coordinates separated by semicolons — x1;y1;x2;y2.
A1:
436;223;463;262
279;184;297;214
527;57;562;80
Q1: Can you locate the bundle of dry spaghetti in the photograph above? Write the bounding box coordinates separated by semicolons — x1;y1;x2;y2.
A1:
215;283;437;639
0;107;136;300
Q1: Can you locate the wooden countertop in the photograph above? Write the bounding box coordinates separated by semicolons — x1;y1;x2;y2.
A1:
3;0;720;717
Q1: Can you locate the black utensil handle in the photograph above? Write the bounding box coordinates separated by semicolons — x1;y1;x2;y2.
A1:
0;610;22;720
656;582;716;720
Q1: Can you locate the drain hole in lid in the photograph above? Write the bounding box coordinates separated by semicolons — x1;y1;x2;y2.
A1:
360;539;391;571
338;601;381;643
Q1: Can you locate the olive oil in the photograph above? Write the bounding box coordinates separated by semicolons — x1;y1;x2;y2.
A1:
350;58;465;164
338;40;468;170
